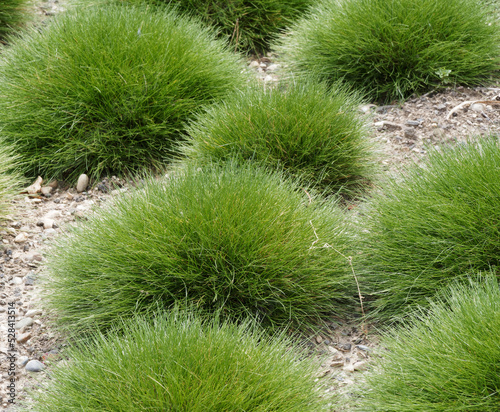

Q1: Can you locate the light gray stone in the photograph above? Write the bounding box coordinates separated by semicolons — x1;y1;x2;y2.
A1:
76;174;89;192
25;360;45;372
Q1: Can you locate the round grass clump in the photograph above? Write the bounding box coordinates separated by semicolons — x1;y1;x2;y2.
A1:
181;80;375;197
0;144;22;221
100;0;314;54
356;137;500;321
0;5;248;181
0;0;29;42
43;161;356;334
357;276;500;411
29;310;331;411
274;0;500;101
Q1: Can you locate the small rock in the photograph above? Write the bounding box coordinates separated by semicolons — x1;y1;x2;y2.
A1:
315;335;323;344
266;63;279;72
40;186;53;196
76;174;89;192
12;277;23;285
14;232;28;243
435;103;447;111
16;332;31;344
25;360;45;372
403;127;417;139
338;343;352;352
17;356;29;367
14;317;33;330
47;180;58;189
25;309;42;318
248;60;259;68
25;176;43;194
11;222;22;229
25;274;36;286
25;252;43;263
471;103;485;113
406;120;421;126
356;345;370;351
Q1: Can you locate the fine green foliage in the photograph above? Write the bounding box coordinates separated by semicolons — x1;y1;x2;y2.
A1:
181;79;375;197
357;276;500;411
101;0;314;54
274;0;500;102
0;5;248;181
0;0;29;42
0;144;22;221
29;310;331;411
43;161;356;335
356;137;500;321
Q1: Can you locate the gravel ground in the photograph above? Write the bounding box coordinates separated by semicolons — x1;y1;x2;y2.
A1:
1;2;500;410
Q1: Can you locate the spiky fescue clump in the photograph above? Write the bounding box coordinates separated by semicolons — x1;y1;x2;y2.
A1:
357;137;500;321
0;0;29;41
43;162;356;335
0;5;248;181
357;276;500;411
29;310;331;411
0;144;22;221
274;0;500;101
181;80;375;196
100;0;314;54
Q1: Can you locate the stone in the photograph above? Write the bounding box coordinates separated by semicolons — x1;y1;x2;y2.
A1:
25;309;42;318
471;103;485;113
14;232;28;243
406;120;421;126
25;252;43;263
14;317;33;330
76;174;89;192
266;63;279;72
404;127;417;139
17;356;29;367
16;332;31;344
25;360;45;372
40;186;53;196
12;277;23;285
356;345;370;351
25;176;43;194
435;103;447;111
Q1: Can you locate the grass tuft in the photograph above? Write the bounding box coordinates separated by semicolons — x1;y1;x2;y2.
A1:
28;309;331;411
43;161;356;335
181;79;376;197
356;137;500;321
0;0;29;42
357;275;500;411
274;0;500;102
0;5;248;181
0;143;23;222
90;0;314;54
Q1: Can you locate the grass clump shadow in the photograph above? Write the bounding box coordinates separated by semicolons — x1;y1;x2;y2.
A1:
357;275;500;411
0;4;248;181
28;308;332;411
0;144;23;222
274;0;500;102
356;137;500;321
180;79;376;198
43;161;356;335
0;0;30;42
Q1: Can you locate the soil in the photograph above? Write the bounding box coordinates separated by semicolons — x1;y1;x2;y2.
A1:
1;2;500;410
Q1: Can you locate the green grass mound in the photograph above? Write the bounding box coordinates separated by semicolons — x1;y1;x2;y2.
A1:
29;310;331;411
274;0;500;101
0;144;22;221
0;0;29;42
357;276;500;411
181;80;375;197
356;137;500;321
43;161;355;334
0;5;248;181
102;0;314;54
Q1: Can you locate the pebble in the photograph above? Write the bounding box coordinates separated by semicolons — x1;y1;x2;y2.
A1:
76;174;89;192
16;332;31;344
14;232;28;243
25;360;45;372
25;252;43;263
14;317;33;330
12;277;23;285
403;127;417;139
406;120;421;126
356;345;370;351
40;186;53;196
17;356;29;367
471;103;485;113
25;309;42;318
435;103;447;111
